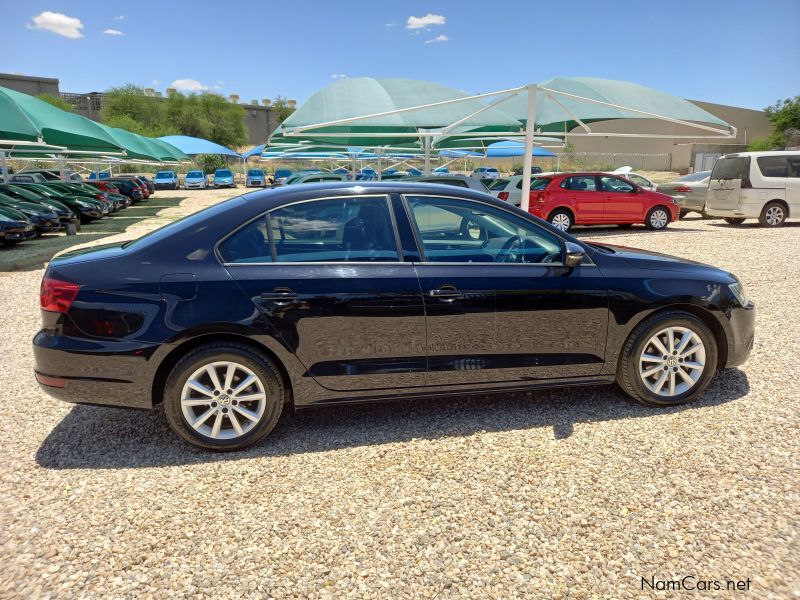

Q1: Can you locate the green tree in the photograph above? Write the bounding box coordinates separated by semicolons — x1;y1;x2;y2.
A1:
197;94;247;148
748;95;799;150
36;93;74;112
197;154;228;174
102;85;175;137
272;96;296;123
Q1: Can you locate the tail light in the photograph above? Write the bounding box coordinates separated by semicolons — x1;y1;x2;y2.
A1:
498;192;509;201
40;276;80;313
96;193;105;200
673;185;692;193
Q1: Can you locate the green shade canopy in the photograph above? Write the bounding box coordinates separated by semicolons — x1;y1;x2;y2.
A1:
0;88;42;144
91;123;163;161
506;77;732;133
275;77;522;146
0;85;125;153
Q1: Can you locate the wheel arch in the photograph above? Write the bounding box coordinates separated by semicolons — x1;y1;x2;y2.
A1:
151;333;294;408
625;303;729;370
547;206;575;223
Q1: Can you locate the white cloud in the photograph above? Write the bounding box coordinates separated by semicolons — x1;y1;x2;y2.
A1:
27;11;84;39
103;28;124;36
425;34;449;44
406;13;445;29
114;15;125;20
151;79;159;85
170;78;209;91
331;73;347;79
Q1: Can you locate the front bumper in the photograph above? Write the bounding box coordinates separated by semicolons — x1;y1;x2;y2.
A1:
184;182;206;189
724;301;756;368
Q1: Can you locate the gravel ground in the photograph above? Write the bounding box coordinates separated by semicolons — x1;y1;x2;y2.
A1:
0;189;798;598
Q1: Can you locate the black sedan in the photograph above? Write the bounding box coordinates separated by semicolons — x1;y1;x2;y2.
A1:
0;205;36;245
33;183;755;450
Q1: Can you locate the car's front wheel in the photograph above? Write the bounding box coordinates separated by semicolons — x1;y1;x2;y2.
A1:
645;206;670;230
164;343;284;450
617;311;717;407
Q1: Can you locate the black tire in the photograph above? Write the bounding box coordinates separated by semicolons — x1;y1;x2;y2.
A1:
724;217;746;225
617;310;718;407
758;201;787;227
548;209;573;232
164;342;284;451
645;206;670;230
679;209;689;219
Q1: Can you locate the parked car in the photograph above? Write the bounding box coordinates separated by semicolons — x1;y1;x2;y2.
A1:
471;166;501;180
0;185;75;226
488;179;510;196
355;168;377;181
132;175;156;195
522;172;680;231
16;183;106;221
9;173;48;184
432;166;449;174
657;171;712;217
113;176;150;199
13;183;105;222
84;181;131;208
17;169;82;182
154;170;180;190
608;166;657;191
407;174;489;192
105;179;144;203
407;167;423;176
44;182;117;213
705;151;799;227
0;192;62;234
33;181;755;450
246;169;268;187
87;171;112;180
273;169;293;185
214;169;236;188
285;173;348;185
0;205;35;245
184;170;209;190
513;166;543;176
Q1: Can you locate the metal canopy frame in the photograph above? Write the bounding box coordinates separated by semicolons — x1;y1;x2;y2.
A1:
277;82;736;209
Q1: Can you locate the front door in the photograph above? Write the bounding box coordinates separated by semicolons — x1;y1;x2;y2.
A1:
599;175;644;223
402;194;609;386
220;195;428;392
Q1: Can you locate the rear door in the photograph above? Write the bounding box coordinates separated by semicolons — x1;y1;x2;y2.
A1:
560;175;604;223
787;155;800;210
219;194;428;392
707;155;749;210
599;175;644;222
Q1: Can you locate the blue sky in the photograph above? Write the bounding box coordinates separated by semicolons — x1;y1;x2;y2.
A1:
3;0;798;110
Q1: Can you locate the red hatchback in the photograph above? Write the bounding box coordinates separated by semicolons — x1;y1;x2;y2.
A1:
522;172;679;231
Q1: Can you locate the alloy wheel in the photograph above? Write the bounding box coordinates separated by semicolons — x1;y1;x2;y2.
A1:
764;205;784;226
649;209;668;229
638;326;706;397
180;361;267;439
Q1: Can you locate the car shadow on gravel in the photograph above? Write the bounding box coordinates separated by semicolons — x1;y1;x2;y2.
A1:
36;369;750;470
571;225;707;238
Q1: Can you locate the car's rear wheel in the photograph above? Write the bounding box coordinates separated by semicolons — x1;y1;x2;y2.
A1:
548;209;573;232
724;217;746;225
759;202;786;227
164;343;284;451
617;311;717;407
645;206;670;230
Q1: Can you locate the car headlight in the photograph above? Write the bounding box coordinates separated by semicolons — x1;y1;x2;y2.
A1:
729;281;749;306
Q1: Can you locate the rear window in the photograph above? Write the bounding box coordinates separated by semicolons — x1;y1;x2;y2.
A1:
711;156;748;180
677;171;711;182
515;177;551;190
489;179;509;190
756;156;789;178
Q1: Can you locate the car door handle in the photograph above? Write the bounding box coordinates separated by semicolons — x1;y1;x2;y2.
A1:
260;289;298;306
429;286;462;302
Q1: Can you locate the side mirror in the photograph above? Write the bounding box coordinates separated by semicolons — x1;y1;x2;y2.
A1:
564;241;585;267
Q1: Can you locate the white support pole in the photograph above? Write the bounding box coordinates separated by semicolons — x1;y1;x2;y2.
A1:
520;84;538;213
0;151;8;183
58;156;67;181
424;134;432;176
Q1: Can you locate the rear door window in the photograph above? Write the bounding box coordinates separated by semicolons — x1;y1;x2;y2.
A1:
788;157;800;178
711;156;748;180
756;156;789;178
599;176;636;193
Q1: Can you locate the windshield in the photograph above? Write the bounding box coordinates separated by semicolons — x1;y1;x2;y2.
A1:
155;171;173;179
248;170;263;176
186;171;204;178
275;170;292;177
5;185;41;200
215;170;232;177
711;156;748;180
677;171;711;182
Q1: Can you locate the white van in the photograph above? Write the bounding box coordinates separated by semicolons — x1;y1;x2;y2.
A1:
705;151;800;226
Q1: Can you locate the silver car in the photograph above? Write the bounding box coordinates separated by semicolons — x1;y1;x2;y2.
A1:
657;171;711;217
407;174;490;192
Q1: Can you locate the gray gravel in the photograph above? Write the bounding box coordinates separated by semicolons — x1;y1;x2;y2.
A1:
0;199;798;598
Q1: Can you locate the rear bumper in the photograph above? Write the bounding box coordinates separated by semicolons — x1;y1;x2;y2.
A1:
32;331;161;410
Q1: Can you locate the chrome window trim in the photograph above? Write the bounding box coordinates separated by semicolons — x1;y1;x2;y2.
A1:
399;193;596;268
215;193;403;266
